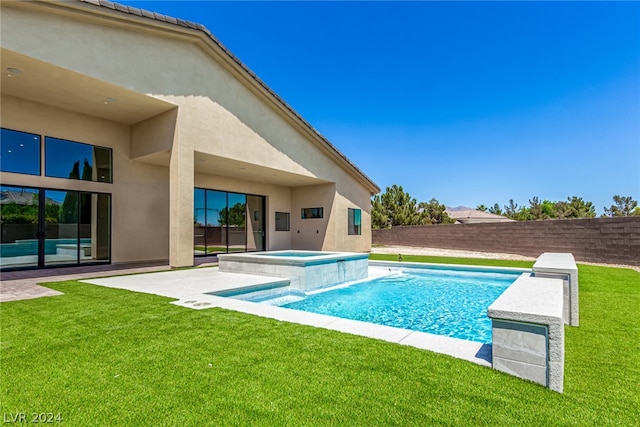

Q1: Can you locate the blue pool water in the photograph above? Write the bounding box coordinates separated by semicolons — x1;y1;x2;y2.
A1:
235;268;520;344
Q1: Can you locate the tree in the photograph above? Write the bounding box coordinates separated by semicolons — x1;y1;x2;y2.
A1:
488;203;503;216
491;196;597;220
59;161;80;223
528;197;544;220
554;200;571;219
603;195;639;217
503;199;520;220
476;204;488;212
371;185;423;229
0;195;39;224
371;195;390;229
563;196;596;218
419;198;454;224
527;197;556;220
218;202;246;227
81;158;93;181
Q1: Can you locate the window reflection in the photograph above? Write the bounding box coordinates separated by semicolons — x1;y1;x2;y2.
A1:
0;186;40;269
227;193;246;253
348;208;362;235
194;189;264;255
0;128;41;175
44;190;78;266
0;186;111;270
247;195;264;251
80;192;110;263
206;190;227;254
275;212;290;231
302;207;323;219
45;137;112;183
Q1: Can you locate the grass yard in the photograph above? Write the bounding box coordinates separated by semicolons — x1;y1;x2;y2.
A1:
1;256;638;425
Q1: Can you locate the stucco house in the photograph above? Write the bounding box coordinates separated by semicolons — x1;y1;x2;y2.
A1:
0;0;379;271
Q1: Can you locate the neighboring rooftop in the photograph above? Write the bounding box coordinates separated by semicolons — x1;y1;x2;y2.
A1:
445;207;513;224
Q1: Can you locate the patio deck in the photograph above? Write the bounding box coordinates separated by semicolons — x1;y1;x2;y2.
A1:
0;256;218;302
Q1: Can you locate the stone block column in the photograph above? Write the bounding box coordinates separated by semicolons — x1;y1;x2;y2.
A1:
488;273;565;393
533;252;579;326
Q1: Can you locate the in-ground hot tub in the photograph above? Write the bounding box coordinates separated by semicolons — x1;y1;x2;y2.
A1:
217;250;369;291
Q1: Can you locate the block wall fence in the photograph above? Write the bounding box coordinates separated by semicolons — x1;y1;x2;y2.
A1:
372;217;639;266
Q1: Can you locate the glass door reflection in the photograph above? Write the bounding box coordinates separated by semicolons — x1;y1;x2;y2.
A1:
80;193;110;264
0;187;110;270
44;190;78;266
247;195;265;252
193;188;206;256
226;193;246;253
0;186;40;269
193;189;265;256
206;190;227;255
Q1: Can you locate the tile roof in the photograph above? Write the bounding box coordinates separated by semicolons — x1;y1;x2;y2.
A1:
77;0;380;193
445;208;513;222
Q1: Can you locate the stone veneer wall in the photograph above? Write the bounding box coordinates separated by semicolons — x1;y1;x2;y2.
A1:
372;217;639;266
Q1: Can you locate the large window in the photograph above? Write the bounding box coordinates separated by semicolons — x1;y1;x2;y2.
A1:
45;137;112;183
348;208;362;235
0;185;110;270
194;189;265;256
0;128;41;175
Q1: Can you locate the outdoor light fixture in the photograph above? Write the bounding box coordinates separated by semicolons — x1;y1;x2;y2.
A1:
6;67;23;77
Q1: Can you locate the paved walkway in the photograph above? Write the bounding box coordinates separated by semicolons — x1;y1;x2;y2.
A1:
0;262;172;302
0;256;220;303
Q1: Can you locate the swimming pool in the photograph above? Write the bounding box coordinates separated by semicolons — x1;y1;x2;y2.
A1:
222;266;521;344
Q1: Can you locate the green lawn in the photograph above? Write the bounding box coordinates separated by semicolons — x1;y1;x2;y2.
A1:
1;256;638;425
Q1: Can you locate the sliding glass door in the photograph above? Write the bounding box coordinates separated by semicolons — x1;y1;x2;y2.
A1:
0;186;40;269
194;189;264;256
80;193;111;264
0;185;110;270
247;195;265;252
227;193;246;253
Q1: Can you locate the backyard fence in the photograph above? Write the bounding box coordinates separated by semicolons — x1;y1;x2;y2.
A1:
372;216;639;266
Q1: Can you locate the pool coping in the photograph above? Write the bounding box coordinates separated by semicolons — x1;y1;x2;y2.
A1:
368;260;532;275
82;263;532;367
177;291;495;366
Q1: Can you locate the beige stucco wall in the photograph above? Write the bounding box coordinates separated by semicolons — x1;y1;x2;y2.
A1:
0;95;170;264
1;2;376;266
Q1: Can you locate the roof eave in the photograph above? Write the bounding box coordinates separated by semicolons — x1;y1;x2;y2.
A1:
45;0;380;194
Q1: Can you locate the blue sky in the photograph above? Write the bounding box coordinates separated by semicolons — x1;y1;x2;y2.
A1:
124;1;639;214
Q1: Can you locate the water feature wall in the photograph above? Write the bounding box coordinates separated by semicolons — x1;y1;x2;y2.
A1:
217;251;369;291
